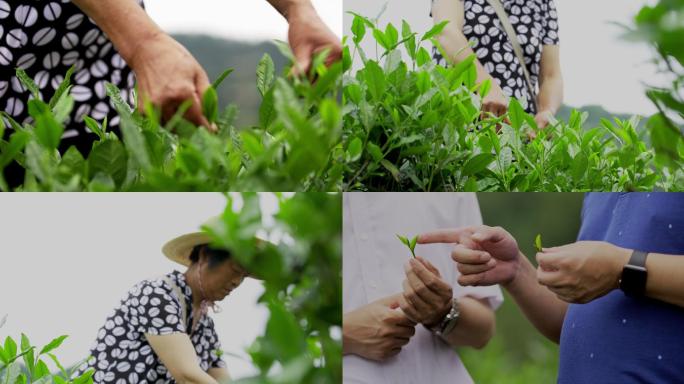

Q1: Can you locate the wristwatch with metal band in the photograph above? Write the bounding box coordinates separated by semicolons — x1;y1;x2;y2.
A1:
619;250;649;297
428;298;461;337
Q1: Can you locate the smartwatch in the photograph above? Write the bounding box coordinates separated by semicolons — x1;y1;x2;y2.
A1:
427;298;461;338
619;250;649;297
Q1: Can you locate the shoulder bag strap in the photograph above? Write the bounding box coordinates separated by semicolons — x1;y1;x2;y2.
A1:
485;0;538;111
162;276;188;333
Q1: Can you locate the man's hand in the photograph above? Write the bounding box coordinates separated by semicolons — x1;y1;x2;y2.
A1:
285;2;342;76
129;32;213;130
343;294;417;361
399;257;453;326
419;226;521;287
536;241;631;304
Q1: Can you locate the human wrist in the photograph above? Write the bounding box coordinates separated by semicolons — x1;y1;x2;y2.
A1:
284;0;316;23
611;244;632;288
502;252;530;292
122;28;166;71
424;298;453;328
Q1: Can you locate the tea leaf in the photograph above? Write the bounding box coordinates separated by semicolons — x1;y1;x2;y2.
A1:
421;20;449;41
212;68;234;91
534;234;543;253
49;65;75;110
202;87;219;124
39;335;68;356
4;336;16;359
409;235;418;255
346;137;363;162
15;68;41;101
88;140;128;187
256;54;275;97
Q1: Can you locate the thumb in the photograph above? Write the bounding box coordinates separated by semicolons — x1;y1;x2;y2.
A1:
416;256;441;277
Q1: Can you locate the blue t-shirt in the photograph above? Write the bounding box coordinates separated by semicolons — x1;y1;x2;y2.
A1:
558;193;684;384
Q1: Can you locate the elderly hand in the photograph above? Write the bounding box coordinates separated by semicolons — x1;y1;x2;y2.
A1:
129;32;213;130
286;2;342;76
399;257;453;326
419;226;521;287
343;294;417;361
536;241;631;304
481;83;509;120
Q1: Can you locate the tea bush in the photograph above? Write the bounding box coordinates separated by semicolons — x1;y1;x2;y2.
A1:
340;12;684;191
0;48;343;192
0;324;94;384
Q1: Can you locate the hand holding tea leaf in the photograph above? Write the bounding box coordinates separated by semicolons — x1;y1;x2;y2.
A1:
536;241;631;303
400;257;453;325
397;234;418;258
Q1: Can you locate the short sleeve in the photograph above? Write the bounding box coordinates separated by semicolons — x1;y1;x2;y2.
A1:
205;318;227;369
125;279;186;336
542;0;560;45
455;283;504;311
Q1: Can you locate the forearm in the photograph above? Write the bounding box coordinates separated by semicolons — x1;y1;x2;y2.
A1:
71;0;163;64
504;255;568;343
536;74;563;115
208;367;230;382
436;30;495;86
266;0;314;21
440;297;494;349
177;369;218;384
642;253;684;307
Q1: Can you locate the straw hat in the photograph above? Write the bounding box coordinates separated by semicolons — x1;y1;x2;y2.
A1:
162;217;263;277
162;230;213;267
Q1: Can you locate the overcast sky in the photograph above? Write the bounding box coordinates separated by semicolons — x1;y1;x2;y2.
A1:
145;0;342;40
0;193;283;379
344;0;661;115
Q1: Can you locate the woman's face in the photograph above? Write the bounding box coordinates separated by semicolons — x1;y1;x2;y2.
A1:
200;251;249;301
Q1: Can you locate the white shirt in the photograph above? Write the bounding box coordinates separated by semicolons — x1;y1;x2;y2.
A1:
343;193;504;384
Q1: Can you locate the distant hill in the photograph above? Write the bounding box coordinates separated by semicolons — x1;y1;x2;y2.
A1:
557;104;645;129
172;34;288;127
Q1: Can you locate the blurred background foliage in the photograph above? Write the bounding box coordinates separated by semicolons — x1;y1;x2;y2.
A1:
205;193;341;384
457;193;585;383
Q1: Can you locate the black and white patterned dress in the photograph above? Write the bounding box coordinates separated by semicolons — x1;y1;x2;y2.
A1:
431;0;560;113
76;271;226;384
0;0;141;152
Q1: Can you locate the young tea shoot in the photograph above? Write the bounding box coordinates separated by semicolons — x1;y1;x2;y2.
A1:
397;234;418;258
534;234;543;253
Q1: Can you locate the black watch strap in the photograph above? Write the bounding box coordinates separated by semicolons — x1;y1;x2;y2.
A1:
620;250;649;297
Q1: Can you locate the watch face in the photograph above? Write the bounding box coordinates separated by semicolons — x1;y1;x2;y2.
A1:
621;265;647;296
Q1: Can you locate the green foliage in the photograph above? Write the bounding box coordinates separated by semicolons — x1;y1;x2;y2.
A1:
0;50;342;192
0;330;93;384
628;0;684;169
341;14;684;191
203;193;341;384
460;332;559;384
396;234;417;258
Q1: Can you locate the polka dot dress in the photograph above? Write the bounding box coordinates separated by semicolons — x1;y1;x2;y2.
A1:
0;0;142;150
76;271;226;383
431;0;560;113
